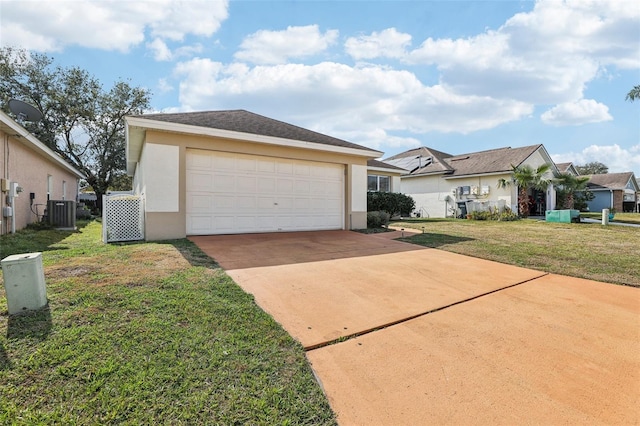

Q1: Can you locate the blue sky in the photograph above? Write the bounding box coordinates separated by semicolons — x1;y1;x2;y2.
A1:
1;0;639;175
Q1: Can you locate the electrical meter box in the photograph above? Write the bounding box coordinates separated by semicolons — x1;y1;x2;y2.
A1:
1;252;47;315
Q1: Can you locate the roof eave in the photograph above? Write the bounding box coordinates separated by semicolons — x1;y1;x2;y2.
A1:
367;165;406;174
444;170;514;180
0;111;85;179
125;116;382;173
401;171;450;178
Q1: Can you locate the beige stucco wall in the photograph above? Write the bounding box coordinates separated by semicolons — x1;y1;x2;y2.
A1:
135;130;370;240
1;129;79;235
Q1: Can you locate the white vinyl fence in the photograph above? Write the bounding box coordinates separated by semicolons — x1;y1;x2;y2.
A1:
102;194;144;243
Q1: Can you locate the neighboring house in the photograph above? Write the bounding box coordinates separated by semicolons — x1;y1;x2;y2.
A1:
125;110;382;240
555;162;579;176
382;144;558;218
585;172;639;213
0;111;84;235
366;159;406;192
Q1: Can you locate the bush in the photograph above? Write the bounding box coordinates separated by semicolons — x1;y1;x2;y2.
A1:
367;192;415;217
468;207;519;222
367;211;390;228
470;210;491;221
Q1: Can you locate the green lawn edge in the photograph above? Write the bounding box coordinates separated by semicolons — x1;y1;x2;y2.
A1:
0;221;336;425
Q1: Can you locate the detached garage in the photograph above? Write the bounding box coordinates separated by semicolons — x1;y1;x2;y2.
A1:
125;110;381;241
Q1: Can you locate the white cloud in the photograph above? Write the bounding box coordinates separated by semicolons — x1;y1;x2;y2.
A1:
541;99;613;126
147;38;203;61
552;144;640;174
147;38;172;61
406;0;639;105
345;28;412;60
157;78;174;94
234;25;338;65
0;0;229;53
173;59;533;148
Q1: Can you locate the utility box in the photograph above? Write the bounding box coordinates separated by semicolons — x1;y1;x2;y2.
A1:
1;252;47;315
545;209;580;223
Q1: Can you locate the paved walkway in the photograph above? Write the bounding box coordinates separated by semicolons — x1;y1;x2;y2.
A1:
190;231;640;425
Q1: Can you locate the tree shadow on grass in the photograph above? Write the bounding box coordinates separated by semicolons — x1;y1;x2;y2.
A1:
398;232;475;248
1;306;52;370
6;305;52;341
0;341;10;370
0;220;90;259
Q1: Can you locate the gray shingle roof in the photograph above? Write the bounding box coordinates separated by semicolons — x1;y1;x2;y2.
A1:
383;144;543;177
367;159;407;171
383;147;453;175
134;109;378;153
555;162;573;173
587;172;637;190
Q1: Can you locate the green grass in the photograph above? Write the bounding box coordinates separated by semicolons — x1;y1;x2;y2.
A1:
393;217;640;287
0;221;335;425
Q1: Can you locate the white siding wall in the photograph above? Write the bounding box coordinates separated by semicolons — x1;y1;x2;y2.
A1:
401;175;452;218
401;172;518;217
391;175;401;192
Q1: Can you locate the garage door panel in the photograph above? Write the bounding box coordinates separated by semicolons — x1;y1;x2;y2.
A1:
295;180;310;193
258;197;277;209
213;153;235;170
189;215;213;233
236;196;256;209
257;216;278;230
187;152;213;169
257;159;276;173
236;157;256;172
277;178;294;192
187;172;213;191
277;162;294;174
236;176;257;192
236;216;257;229
212;195;235;210
213;175;235;192
258;177;276;192
294;164;310;176
188;194;213;211
186;149;344;235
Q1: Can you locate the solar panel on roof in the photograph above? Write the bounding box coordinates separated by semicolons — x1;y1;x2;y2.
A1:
385;155;432;172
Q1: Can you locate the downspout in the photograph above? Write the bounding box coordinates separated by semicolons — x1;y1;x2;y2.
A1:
610;190;614;211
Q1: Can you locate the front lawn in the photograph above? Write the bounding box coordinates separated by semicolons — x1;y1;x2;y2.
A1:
0;221;335;424
393;217;640;287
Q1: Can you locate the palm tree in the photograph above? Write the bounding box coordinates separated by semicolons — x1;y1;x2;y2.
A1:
498;164;551;217
553;173;590;209
626;85;640;102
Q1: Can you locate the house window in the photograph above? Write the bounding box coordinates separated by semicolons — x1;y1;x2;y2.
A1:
368;175;390;192
47;175;53;200
62;181;67;200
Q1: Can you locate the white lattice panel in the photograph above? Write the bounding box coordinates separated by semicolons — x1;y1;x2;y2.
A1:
103;195;144;243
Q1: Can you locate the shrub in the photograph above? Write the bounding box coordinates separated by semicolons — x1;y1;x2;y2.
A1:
470;210;491;220
498;210;520;221
367;192;415;217
468;207;519;222
367;211;390;228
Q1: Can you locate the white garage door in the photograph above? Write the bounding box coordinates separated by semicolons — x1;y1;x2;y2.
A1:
186;149;345;235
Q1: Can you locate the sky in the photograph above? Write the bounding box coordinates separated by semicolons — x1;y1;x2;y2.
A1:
1;0;639;176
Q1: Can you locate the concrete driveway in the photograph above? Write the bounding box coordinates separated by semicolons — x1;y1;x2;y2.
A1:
190;230;640;425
